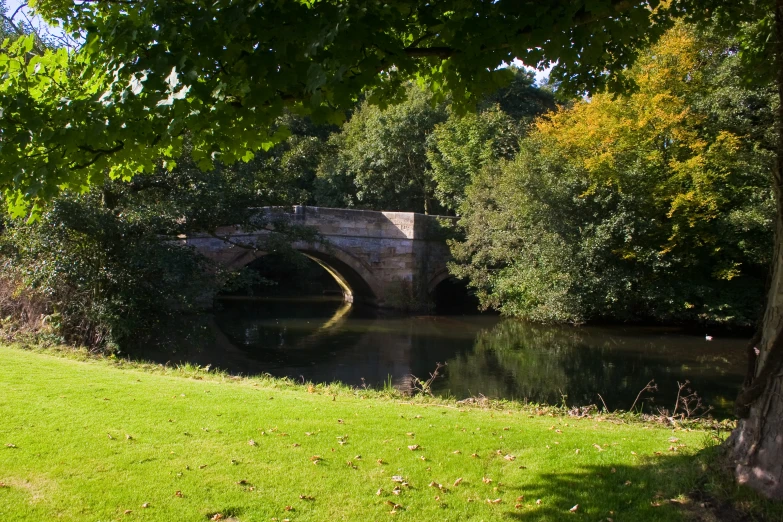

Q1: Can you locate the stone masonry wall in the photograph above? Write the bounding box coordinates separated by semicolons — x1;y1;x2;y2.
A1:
187;206;455;309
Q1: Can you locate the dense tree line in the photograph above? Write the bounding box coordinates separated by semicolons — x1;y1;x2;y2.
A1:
452;25;775;326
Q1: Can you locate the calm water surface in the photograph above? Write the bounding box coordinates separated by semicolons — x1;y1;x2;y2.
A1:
201;297;746;417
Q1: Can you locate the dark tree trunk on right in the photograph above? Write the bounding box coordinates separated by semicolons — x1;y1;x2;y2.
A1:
728;0;783;499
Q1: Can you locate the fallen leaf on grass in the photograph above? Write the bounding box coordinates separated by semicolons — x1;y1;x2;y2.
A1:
346;460;357;469
536;499;542;505
174;491;183;498
429;481;443;490
141;503;149;508
299;495;314;501
453;478;463;487
486;498;502;504
384;500;402;513
593;444;604;451
284;505;294;512
391;476;406;483
377;459;385;465
517;495;525;501
392;486;401;495
569;504;579;512
292;443;300;447
407;445;419;451
124;509;132;515
406;432;414;437
575;449;580;454
199;464;207;469
504;454;516;461
471;453;479;458
515;503;523;508
452;450;461;454
482;477;492;484
210;514;224;521
5;443;16;448
376;488;383;496
248;439;257;446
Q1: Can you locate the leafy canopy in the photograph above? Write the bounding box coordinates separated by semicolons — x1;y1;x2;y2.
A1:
1;0;712;217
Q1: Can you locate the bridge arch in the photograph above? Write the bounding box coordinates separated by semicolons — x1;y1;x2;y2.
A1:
427;267;454;294
218;241;382;305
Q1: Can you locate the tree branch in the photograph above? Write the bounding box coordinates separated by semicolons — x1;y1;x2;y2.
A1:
71;142;124;170
404;46;455;59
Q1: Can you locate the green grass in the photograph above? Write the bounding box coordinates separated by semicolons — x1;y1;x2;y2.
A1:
0;344;736;521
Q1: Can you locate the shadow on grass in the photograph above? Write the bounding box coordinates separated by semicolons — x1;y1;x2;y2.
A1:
500;444;780;521
494;448;696;521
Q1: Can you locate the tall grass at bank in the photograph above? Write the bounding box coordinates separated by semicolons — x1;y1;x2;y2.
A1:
0;344;778;521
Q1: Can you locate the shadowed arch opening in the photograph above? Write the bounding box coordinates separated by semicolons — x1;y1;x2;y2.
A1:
219;243;380;306
429;272;481;314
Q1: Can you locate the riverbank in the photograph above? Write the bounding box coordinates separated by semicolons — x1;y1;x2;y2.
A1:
0;344;777;521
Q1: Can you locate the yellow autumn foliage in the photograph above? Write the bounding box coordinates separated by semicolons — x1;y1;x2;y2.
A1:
534;24;741;252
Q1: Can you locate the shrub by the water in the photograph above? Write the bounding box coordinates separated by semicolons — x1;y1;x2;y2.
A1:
0;194;220;351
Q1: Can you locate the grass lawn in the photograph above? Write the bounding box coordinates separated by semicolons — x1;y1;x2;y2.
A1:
0;345;730;521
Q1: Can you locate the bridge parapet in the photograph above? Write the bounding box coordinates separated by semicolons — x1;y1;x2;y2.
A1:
260;205;457;241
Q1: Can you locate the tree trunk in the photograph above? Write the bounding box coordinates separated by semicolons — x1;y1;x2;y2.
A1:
728;0;783;499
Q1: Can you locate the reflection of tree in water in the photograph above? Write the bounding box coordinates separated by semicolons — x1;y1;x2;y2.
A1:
436;320;742;415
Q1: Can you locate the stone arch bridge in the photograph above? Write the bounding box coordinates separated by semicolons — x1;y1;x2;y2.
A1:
185;206;456;309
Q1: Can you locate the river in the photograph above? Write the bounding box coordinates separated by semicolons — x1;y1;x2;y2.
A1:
168;297;750;418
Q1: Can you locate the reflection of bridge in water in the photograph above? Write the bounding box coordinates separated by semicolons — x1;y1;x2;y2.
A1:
186;206;456;310
205;298;428;393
